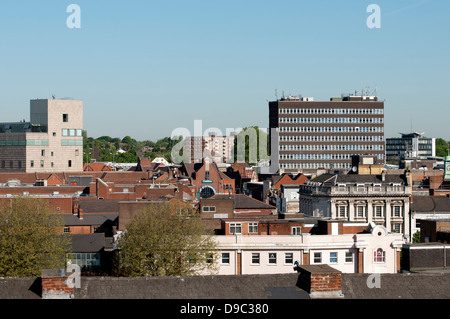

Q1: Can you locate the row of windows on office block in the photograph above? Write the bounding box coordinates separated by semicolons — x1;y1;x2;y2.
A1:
279;126;384;133
279;135;384;142
280;144;384;151
279;117;383;124
278;108;384;115
279;163;352;170
279;153;384;161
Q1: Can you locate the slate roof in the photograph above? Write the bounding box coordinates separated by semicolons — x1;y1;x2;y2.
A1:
70;233;110;253
411;196;450;212
63;213;118;226
210;194;276;210
76;199;120;213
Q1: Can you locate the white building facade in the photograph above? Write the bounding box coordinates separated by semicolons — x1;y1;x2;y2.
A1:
209;224;403;275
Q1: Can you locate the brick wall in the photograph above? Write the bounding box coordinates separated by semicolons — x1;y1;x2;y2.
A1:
296;264;344;298
41;269;74;299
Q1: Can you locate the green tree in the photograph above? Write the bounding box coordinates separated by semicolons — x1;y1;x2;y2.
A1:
233;126;269;165
412;230;421;243
114;202;217;277
0;197;71;277
436;138;449;158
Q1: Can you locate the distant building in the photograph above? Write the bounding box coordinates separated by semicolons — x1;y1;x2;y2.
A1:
385;132;436;164
184;132;236;164
268;94;385;173
0;98;83;172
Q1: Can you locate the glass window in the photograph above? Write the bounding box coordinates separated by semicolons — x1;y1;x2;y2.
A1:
251;253;260;265
268;253;277;265
330;252;338;263
292;226;301;235
285;253;293;264
229;223;241;234
62;129;68;136
69;129;75;136
313;252;322;264
76;129;83;136
63;114;68;122
248;222;258;234
374;248;385;263
221;253;230;264
345;252;353;263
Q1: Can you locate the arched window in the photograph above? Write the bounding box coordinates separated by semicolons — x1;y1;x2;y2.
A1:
200;186;215;199
373;248;385;263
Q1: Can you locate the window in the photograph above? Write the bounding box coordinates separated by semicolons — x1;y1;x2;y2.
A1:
345;252;353;263
1;161;4;168
205;253;214;264
221;253;230;264
339;206;346;218
251;253;260;265
68;160;72;167
51;151;54;157
373;248;385;263
205;170;210;180
51;162;54;168
202;206;216;213
63;114;68;122
30;160;34;168
75;149;79;156
10;161;13;168
64;227;70;233
292;226;301;235
313;252;322;264
40;160;44;167
41;149;45;156
268;253;277;265
69;129;75;136
62;129;68;136
393;206;402;217
53;132;56;137
285;253;293;264
330;252;338;263
375;206;383;218
357;206;365;218
229;223;242;234
392;223;402;233
248;222;258;234
18;161;22;169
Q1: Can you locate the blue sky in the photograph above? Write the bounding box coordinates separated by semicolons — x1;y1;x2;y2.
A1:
0;0;448;141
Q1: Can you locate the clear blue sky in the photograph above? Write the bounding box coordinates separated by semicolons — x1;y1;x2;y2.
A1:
0;0;448;141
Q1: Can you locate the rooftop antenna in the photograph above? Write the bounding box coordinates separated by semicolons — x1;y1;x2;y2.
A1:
275;89;278;100
52;94;56;99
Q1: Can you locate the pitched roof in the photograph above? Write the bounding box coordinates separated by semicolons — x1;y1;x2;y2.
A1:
411;196;450;212
210;194;275;210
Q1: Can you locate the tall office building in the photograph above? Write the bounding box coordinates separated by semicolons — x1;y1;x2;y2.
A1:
269;94;385;172
0;98;83;172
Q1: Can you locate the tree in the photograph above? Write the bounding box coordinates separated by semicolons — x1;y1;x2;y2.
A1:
0;197;71;277
436;138;449;158
233;126;269;165
114;201;218;277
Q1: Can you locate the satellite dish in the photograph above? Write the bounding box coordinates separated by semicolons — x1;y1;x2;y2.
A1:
352;166;358;173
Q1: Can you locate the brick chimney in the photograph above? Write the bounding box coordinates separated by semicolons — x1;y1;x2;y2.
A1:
41;269;74;299
78;208;83;220
296;264;344;298
73;203;79;215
